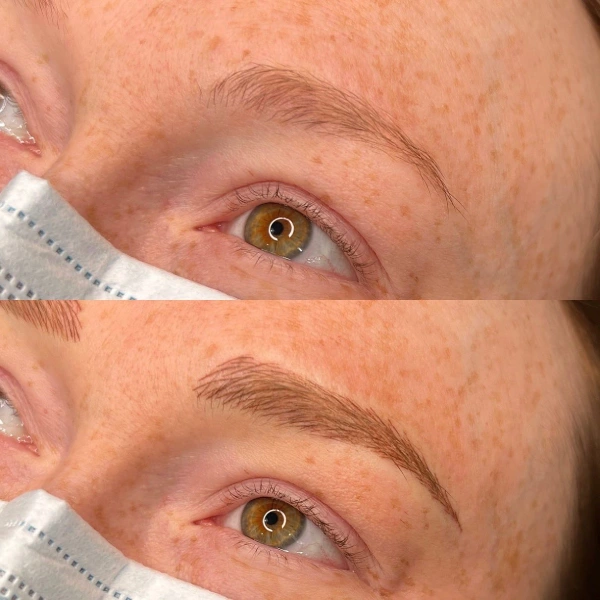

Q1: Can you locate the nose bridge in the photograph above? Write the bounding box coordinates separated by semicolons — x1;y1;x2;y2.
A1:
41;424;172;553
41;356;173;537
43;117;167;218
41;62;190;225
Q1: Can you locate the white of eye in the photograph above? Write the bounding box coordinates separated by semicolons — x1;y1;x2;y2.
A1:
222;501;347;569
227;207;356;280
0;394;31;444
0;87;36;145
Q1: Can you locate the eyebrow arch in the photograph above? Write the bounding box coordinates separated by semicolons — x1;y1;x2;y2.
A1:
20;3;457;212
194;356;461;528
208;65;459;213
0;301;81;342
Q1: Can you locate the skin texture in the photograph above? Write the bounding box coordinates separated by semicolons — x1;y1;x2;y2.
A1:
0;1;600;299
0;301;587;599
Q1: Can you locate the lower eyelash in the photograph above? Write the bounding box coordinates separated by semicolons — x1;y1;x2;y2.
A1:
233;244;331;282
222;480;369;567
230;184;377;281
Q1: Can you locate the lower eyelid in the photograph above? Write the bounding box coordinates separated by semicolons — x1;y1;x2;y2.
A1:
200;229;367;287
224;185;377;272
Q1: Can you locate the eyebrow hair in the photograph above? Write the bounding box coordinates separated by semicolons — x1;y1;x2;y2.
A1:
20;2;458;212
0;301;81;342
12;0;67;28
194;356;461;527
208;65;460;213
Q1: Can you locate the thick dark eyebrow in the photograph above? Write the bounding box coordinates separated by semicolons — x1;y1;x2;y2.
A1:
208;65;459;213
0;301;81;342
194;356;461;528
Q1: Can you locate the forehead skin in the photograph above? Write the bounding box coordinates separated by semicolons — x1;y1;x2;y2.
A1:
0;302;582;599
1;0;600;298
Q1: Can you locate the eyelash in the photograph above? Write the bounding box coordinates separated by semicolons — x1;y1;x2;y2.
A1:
220;479;372;568
0;79;39;153
228;183;378;282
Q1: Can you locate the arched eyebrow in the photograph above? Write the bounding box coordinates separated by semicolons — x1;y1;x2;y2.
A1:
13;0;458;214
0;301;81;342
207;65;459;213
195;356;461;528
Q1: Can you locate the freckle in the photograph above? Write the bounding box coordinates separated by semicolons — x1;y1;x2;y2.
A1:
311;156;322;165
208;35;222;51
147;3;162;18
241;49;250;59
400;205;411;218
304;456;315;465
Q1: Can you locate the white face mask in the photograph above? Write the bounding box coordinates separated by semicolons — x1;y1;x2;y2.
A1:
0;171;235;300
0;490;230;600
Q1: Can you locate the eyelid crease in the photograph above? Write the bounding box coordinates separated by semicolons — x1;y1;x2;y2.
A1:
228;182;381;283
207;65;463;216
220;479;374;569
194;356;461;528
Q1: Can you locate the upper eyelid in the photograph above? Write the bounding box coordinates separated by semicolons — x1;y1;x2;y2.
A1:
224;182;381;282
215;479;377;569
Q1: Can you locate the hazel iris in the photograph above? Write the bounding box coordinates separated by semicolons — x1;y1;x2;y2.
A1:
241;498;306;548
244;203;312;259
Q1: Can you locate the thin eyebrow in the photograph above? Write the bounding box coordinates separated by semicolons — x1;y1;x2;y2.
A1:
194;356;461;528
19;5;457;212
0;301;81;342
12;0;68;28
208;65;460;213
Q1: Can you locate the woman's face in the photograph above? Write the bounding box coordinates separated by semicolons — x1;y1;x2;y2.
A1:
1;0;599;299
0;302;584;599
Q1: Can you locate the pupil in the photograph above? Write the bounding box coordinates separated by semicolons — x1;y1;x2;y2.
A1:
264;511;279;527
270;220;285;238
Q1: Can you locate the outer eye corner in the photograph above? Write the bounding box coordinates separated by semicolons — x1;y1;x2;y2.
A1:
222;185;358;280
215;482;358;572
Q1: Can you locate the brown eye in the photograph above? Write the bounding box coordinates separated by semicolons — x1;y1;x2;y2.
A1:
241;497;306;548
244;203;312;259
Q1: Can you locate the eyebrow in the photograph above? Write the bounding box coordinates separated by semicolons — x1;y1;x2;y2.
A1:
12;0;67;28
194;356;461;528
0;301;81;342
15;0;458;212
208;65;459;212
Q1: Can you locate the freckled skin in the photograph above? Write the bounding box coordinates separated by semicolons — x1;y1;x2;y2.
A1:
0;0;599;298
0;302;587;599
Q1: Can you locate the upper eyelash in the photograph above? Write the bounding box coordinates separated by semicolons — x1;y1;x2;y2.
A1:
221;479;373;567
229;183;378;281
